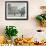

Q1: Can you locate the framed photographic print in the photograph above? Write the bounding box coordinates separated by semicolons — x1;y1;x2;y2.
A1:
5;1;28;20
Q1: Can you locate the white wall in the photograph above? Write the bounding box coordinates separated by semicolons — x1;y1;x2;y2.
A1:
0;0;46;38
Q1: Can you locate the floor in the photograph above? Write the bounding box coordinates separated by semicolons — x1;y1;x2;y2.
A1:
14;43;46;46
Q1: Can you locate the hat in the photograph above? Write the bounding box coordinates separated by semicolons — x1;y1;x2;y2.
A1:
40;6;46;9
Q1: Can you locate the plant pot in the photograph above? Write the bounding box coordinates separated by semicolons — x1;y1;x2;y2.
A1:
11;36;17;44
41;20;46;27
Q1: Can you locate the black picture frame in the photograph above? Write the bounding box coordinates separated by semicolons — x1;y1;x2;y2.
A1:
5;1;28;20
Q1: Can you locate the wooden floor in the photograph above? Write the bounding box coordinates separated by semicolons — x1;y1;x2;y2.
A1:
14;43;46;46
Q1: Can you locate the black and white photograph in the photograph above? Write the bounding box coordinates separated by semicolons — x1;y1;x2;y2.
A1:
5;1;28;20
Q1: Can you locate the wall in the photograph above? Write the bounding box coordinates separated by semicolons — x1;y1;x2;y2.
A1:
0;0;46;39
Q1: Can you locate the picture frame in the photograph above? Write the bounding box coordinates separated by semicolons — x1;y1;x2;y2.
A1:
5;1;28;20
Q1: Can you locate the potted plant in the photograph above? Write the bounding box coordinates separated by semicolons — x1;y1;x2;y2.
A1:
36;6;46;27
36;14;46;27
5;26;18;43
